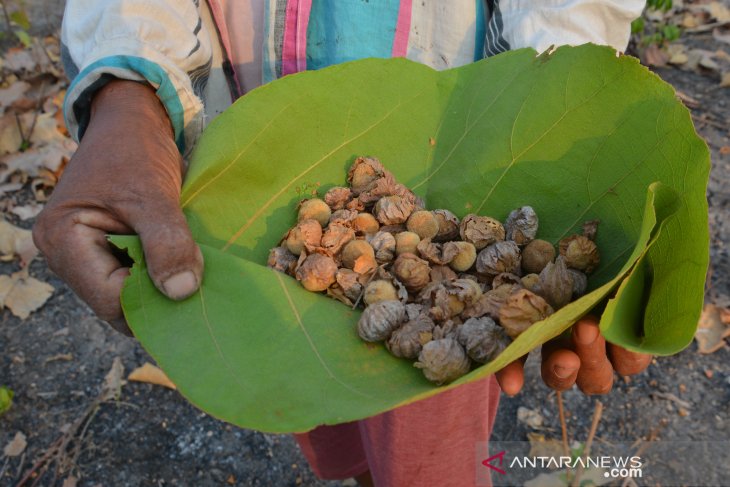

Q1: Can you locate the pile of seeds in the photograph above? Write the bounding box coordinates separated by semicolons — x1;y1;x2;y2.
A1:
268;157;600;384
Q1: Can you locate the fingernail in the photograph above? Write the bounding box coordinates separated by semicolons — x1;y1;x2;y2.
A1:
162;271;198;300
575;322;599;345
553;365;576;379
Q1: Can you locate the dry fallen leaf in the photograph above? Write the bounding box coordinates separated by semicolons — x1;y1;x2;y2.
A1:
0;113;23;154
0;81;31;110
708;1;730;23
0;270;54;319
0;219;37;264
643;44;669;67
101;357;125;401
668;43;689;65
695;303;730;353
4;47;36;72
713;27;730;45
3;431;27;457
128;362;177;390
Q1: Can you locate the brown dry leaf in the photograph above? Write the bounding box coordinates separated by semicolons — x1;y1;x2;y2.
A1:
0;113;23;154
4;47;36;72
11;203;44;220
101;357;125;401
0;219;37;264
695;304;730;353
0;81;31;110
668;43;688;65
0;270;54;319
682;12;701;29
3;431;27;457
0;138;76;184
709;1;730;23
643;44;669;67
720;145;730;155
527;433;565;461
128;362;177;390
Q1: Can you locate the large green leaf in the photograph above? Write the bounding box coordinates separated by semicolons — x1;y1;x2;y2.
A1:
113;44;709;433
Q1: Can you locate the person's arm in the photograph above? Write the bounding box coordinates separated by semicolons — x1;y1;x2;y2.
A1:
483;0;646;57
34;0;214;333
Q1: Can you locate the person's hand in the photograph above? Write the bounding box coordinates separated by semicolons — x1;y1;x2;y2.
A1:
32;80;204;335
495;315;652;395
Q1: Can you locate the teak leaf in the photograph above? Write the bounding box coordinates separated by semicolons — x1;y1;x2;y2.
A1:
111;44;709;433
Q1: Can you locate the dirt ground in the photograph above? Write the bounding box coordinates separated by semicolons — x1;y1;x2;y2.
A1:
2;4;730;487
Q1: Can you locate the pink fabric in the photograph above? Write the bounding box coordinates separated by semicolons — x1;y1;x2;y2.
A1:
282;0;312;76
204;0;242;97
294;375;501;486
391;0;413;58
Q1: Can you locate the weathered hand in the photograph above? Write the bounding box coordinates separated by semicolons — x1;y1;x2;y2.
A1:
33;80;204;335
495;315;652;395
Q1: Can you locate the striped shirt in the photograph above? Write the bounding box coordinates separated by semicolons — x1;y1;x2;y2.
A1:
61;0;644;156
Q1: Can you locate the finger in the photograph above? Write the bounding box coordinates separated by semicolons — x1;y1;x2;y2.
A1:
495;359;525;396
572;317;614;395
37;212;130;325
607;344;652;376
541;348;580;391
129;199;204;301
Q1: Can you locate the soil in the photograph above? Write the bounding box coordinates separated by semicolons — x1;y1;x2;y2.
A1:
2;4;730;487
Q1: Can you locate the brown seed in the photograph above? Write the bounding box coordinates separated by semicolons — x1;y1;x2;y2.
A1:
498;289;554;338
407;210;439;240
430;265;458;283
476;241;521;277
521;239;556;274
335;268;363;302
568;269;588;298
363;280;399;306
341;240;375;270
285;219;322;256
462;284;521;320
447;241;477;272
368;231;397;264
374;195;415;225
392;253;431;292
504;206;538;245
456;316;512;364
432;209;460;242
459;214;505;250
267;247;298;276
386;314;435;359
357;300;406;342
536;255;574;310
320;224;355;259
324;186;353;211
298;198;331;227
395;231;421;256
417;238;459;265
348;156;386;195
414;338;470;385
559;235;600;273
352;212;380;236
521;273;540;292
295;253;338;292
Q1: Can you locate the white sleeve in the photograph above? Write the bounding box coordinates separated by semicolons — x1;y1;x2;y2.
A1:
61;0;214;156
485;0;646;57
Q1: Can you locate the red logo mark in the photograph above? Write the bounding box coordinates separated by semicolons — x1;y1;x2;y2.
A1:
482;451;507;475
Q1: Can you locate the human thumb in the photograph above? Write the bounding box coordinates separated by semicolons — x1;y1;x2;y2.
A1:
132;200;204;301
